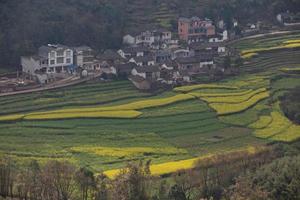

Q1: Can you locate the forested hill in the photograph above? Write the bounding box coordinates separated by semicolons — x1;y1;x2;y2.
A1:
0;0;299;70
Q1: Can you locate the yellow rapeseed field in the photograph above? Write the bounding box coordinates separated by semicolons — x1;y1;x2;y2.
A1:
272;125;300;142
209;91;270;115
254;112;291;139
201;88;267;104
28;94;195;115
0;114;25;121
174;84;238;93
282;39;300;44
189;89;253;98
70;146;188;157
241;52;258;59
241;42;300;55
249;116;273;129
104;146;260;178
24;110;142;120
280;67;300;73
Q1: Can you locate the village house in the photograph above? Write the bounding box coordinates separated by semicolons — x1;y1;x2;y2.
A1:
114;62;138;77
97;50;126;76
21;44;75;83
209;30;229;42
174;56;214;74
155;50;172;63
123;30;173;48
171;48;191;60
73;46;100;72
129;55;156;66
118;46;150;59
277;12;300;26
189;42;226;57
131;65;161;80
178;17;216;43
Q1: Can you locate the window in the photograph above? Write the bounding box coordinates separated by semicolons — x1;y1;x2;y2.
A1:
56;57;64;64
50;51;55;58
66;58;71;64
50;60;55;65
56;50;64;57
66;50;72;57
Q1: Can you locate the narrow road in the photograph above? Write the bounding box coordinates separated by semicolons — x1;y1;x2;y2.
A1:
0;73;102;97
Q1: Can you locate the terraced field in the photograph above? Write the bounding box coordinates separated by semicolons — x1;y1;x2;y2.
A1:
0;32;300;176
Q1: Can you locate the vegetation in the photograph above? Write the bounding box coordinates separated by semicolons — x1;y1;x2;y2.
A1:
2;143;300;200
173;84;238;93
254;111;300;142
209;91;270;115
280;87;300;124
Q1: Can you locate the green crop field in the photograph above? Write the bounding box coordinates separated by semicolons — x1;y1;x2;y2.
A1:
0;32;300;175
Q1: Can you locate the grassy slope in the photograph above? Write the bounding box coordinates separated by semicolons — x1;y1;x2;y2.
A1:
1;32;300;174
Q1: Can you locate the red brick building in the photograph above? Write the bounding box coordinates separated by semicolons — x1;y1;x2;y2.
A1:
178;17;216;43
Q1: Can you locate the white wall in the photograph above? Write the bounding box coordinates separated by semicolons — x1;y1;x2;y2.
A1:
131;68;146;78
21;57;41;74
48;49;74;67
123;35;135;45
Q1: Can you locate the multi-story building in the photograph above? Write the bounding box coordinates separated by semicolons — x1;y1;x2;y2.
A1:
123;30;173;48
178;17;216;43
38;44;74;73
73;46;100;71
22;44;74;75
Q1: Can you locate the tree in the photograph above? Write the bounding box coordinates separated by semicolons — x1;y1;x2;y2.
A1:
111;161;151;200
168;184;187;200
223;56;232;71
0;157;15;198
40;161;77;200
227;176;269;200
94;173;109;200
76;167;95;200
15;160;42;200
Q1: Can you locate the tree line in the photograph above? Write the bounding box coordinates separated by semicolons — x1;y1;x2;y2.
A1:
1;0;300;72
1;143;299;200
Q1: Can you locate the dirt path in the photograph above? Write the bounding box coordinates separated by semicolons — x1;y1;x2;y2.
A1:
0;73;102;97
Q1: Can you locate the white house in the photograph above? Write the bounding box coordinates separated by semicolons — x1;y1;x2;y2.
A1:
129;55;155;66
117;47;148;59
131;65;160;80
123;34;136;45
22;44;74;76
39;44;74;74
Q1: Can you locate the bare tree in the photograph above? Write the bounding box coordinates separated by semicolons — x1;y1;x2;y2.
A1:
40;161;77;200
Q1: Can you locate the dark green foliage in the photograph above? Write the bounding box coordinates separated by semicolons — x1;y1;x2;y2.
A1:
1;0;300;71
168;185;187;200
280;87;300;124
248;156;300;200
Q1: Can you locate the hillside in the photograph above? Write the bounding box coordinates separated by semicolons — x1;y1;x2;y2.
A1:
1;0;300;71
0;32;299;174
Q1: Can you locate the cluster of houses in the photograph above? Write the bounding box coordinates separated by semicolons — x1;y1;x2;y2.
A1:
21;44;101;84
21;16;232;90
277;11;300;26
